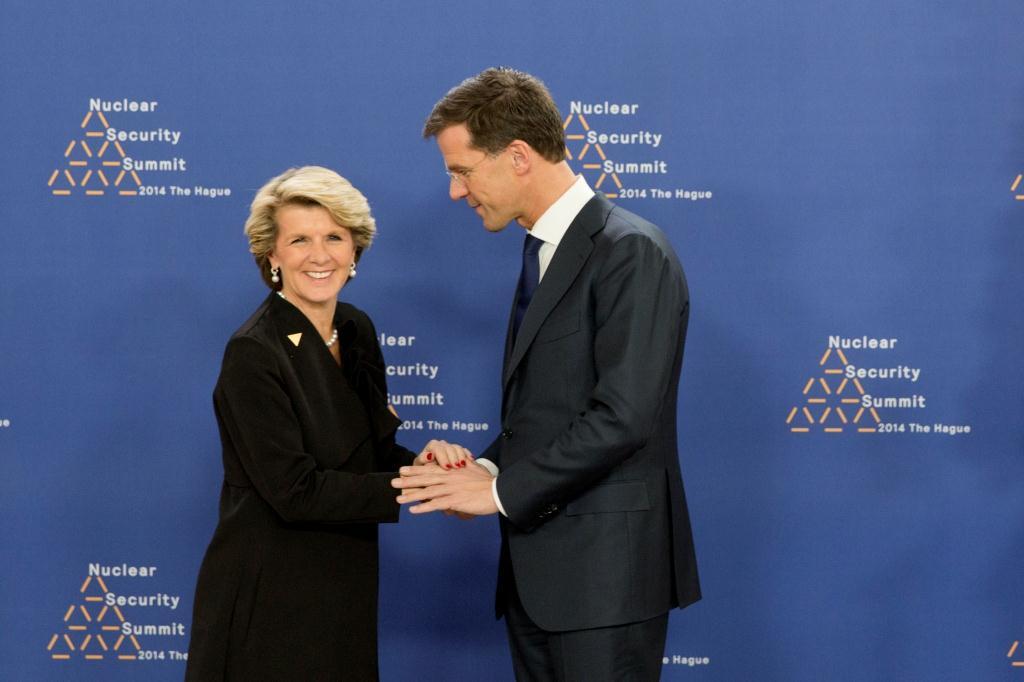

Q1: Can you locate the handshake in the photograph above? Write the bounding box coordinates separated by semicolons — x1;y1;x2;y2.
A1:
390;439;499;518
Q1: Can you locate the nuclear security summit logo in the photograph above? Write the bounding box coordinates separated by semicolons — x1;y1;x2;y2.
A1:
47;97;230;198
785;334;971;436
562;98;711;202
46;562;187;664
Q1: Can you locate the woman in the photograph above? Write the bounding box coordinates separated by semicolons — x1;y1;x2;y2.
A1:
186;166;469;680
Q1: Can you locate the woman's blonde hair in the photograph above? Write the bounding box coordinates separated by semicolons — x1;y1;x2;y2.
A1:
244;166;376;289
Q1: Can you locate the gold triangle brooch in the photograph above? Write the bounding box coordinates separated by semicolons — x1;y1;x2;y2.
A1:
287;333;302;347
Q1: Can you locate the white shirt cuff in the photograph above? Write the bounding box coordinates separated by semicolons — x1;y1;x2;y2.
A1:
475;458;499;476
475;458;507;517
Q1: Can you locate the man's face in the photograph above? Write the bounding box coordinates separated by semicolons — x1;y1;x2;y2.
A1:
436;124;519;232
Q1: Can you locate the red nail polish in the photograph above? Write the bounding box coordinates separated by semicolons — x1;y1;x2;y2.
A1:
426;452;433;461
446;464;453;470
459;461;466;467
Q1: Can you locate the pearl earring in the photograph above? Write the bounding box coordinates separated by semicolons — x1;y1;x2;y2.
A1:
349;263;357;278
271;266;280;283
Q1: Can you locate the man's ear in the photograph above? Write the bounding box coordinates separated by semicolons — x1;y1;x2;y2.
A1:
508;140;532;175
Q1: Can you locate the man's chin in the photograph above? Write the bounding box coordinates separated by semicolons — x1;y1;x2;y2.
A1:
481;217;511;232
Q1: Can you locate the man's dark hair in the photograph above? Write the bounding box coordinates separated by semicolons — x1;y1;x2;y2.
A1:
423;67;567;163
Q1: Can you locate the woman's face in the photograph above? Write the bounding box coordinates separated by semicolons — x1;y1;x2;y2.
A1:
269;203;356;309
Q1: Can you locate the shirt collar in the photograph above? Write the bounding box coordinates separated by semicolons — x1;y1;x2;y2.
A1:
527;175;595;247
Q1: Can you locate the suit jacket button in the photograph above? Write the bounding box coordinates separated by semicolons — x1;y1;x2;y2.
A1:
501;429;513;440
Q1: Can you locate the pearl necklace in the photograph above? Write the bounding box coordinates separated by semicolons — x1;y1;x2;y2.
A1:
277;291;338;347
324;328;339;348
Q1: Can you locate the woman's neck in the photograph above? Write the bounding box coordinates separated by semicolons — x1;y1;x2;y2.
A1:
278;292;336;343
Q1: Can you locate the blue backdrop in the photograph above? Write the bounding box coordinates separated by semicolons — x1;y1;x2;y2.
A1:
2;1;1022;680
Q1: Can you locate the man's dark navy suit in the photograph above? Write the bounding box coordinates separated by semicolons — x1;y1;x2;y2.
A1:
481;193;701;635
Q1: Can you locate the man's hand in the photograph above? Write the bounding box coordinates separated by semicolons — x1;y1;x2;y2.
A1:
392;461;498;516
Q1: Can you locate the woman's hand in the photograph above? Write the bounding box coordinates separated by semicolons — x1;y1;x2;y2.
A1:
413;439;474;470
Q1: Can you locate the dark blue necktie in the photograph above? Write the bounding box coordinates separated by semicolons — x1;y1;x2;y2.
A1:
513;234;543;339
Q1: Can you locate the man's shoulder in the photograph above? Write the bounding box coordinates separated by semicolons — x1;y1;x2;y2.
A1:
586;201;686;292
595;202;677;259
603;202;660;239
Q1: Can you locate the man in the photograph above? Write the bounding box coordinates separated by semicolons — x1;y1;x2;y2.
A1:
393;67;700;681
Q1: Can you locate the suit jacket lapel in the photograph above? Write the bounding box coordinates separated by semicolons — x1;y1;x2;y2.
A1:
502;195;611;390
502;282;518;371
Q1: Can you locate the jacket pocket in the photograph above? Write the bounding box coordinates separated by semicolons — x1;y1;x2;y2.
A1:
534;309;580;343
564;480;650;516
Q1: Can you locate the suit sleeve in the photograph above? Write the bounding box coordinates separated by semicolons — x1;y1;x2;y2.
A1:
478;437;502;467
496;232;687;531
215;336;403;525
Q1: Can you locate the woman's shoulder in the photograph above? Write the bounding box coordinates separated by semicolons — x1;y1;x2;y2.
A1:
335;300;371;325
335;301;378;344
222;296;275;347
219;296;281;366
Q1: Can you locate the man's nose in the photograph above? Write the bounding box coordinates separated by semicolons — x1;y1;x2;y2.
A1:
449;178;469;201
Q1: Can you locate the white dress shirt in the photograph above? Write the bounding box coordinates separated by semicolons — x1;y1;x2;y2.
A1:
477;176;595;515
